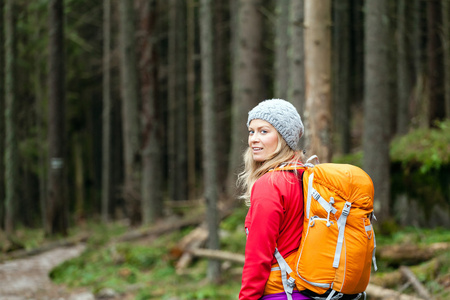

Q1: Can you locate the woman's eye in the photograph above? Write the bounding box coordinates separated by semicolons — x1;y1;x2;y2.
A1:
248;130;254;135
261;130;267;134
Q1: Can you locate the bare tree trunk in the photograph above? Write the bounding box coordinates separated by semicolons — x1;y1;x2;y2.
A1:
363;0;391;222
275;0;289;99
74;136;85;222
288;0;304;113
411;0;426;127
0;0;5;229
119;0;141;221
102;0;112;223
387;1;397;137
332;0;351;155
174;2;188;202
214;0;231;197
396;0;412;135
442;0;450;119
168;0;177;202
304;0;332;162
30;12;49;233
186;0;196;200
227;0;266;197
4;0;17;234
168;0;188;202
350;0;365;119
47;0;67;236
200;0;220;282
427;0;444;125
138;0;163;224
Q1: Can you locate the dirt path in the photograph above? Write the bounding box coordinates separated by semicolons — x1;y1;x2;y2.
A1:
0;244;92;300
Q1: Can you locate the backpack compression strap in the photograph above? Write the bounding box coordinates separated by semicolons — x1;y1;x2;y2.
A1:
273;248;296;300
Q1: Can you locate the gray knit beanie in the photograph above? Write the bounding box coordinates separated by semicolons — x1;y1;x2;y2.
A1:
247;99;304;150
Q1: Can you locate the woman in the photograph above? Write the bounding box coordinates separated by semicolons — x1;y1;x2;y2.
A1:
238;99;311;300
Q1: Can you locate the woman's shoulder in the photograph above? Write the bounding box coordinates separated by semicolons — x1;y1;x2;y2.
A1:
256;169;298;186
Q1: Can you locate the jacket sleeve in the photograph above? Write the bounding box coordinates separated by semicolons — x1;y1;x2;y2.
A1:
239;174;284;300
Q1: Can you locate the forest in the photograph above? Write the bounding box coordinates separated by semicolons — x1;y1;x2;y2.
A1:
1;0;450;299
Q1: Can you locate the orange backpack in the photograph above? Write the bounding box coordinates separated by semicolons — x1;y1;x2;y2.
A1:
273;161;377;300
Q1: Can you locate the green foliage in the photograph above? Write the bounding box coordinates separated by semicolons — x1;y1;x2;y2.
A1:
46;211;450;299
376;226;450;246
390;120;450;173
220;204;247;253
51;223;243;299
220;204;247;231
331;151;363;167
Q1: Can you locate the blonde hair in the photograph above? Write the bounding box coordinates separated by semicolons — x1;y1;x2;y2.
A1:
237;132;303;205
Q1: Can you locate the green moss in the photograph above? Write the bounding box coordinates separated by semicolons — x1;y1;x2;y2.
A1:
390;120;450;173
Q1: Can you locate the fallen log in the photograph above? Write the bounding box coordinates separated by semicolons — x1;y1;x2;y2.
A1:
188;248;245;265
377;242;450;265
114;213;203;243
365;283;424;300
117;199;238;244
400;266;433;300
173;200;242;272
0;234;88;263
370;258;439;288
175;226;208;272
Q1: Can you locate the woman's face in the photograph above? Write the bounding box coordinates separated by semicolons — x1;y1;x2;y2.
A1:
248;119;279;162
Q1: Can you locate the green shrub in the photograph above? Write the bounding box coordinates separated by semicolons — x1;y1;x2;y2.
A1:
390;120;450;173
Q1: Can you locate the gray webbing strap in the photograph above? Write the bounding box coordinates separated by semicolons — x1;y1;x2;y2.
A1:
325;290;336;300
311;189;338;215
306;172;314;219
274;248;295;300
333;201;351;268
372;226;378;271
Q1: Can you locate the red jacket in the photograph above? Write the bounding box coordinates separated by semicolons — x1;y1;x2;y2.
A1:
239;169;305;300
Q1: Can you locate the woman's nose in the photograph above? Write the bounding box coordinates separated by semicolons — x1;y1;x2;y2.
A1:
249;133;259;142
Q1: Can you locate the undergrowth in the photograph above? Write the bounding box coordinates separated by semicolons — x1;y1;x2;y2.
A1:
50;206;247;299
47;206;450;299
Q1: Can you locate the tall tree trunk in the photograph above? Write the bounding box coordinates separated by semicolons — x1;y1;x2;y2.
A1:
332;0;351;154
168;0;188;202
427;0;444;125
288;0;304;113
214;0;231;197
4;0;17;235
350;0;365;118
102;0;112;223
30;10;48;233
0;0;5;229
411;0;426;127
186;0;196;200
363;0;391;223
47;0;67;236
304;0;332;162
227;0;266;197
396;0;412;135
443;0;450;119
200;0;220;282
74;136;85;222
275;0;289;99
175;2;188;202
119;0;141;221
387;1;397;137
139;0;162;224
168;0;177;202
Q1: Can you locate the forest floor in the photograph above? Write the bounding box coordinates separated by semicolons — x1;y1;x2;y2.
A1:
0;244;92;300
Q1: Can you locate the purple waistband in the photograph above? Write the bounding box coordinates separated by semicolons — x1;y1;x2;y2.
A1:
260;291;312;300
